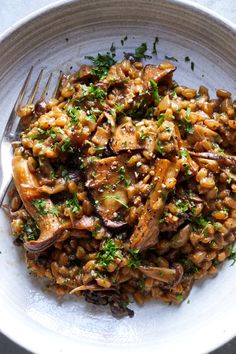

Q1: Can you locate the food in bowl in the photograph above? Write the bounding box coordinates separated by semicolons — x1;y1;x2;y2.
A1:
8;43;236;318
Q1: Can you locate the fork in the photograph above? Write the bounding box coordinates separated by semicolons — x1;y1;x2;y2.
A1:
0;67;63;207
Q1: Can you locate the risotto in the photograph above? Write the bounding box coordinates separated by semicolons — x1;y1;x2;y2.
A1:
8;45;236;318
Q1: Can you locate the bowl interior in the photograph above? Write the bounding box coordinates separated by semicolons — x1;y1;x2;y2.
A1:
0;1;236;353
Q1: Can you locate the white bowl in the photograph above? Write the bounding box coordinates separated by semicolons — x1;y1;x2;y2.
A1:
0;1;236;353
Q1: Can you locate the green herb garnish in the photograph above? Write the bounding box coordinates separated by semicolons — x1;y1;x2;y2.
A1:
66;105;81;125
156;140;164;155
156;113;165;126
61;138;73;153
165;55;178;62
135;43;151;60
32;199;47;215
152;36;159;55
121;35;128;46
128;249;141;268
176;293;183;302
103;195;129;208
180;148;189;158
97;239;122;267
65;193;80;213
85;52;116;79
150;79;160;104
184;107;193;134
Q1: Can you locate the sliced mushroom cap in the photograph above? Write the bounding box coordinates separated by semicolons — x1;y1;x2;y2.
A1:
138;266;177;283
139;263;184;287
130;159;180;250
12;154;69;252
187;124;222;145
85;154;135;228
189;151;236;167
111;122;141;154
142;63;176;89
170;224;192;249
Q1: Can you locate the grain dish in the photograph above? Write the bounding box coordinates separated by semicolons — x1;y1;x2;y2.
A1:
8;46;236;318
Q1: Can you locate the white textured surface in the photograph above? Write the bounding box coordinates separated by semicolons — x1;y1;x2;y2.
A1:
0;1;236;354
0;0;236;33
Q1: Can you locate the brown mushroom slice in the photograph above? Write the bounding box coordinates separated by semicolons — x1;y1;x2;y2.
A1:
142;63;176;89
135;120;159;154
78;64;93;82
74;215;100;232
85;154;135;228
189;151;236;167
170;224;192;249
111;122;141;154
92;112;115;147
187;124;222;145
12;155;69;252
139;266;177;283
130;159;180;250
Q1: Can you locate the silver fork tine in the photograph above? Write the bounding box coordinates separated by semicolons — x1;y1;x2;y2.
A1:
27;69;44;105
41;73;53;99
3;67;33;137
52;71;63;98
0;67;63;207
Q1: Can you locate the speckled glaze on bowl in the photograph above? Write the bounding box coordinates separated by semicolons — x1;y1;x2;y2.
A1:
0;1;236;353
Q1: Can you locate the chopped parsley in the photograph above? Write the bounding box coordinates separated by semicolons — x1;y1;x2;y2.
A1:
156;140;164;155
87;83;106;100
156;113;165;126
61;138;73;153
191;61;195;71
66;105;80;125
184;107;193;134
121;35;128;46
85;52;116;79
150;79;160;104
128;249;142;268
185;56;190;62
32;199;47;215
228;246;236;266
134;43;152;60
192;214;210;231
180;148;189;158
110;43;116;56
152;36;159;55
32;199;59;217
23;220;39;241
97;239;122;267
118;166;131;187
140;132;148;142
65;193;80;213
92;224;101;237
176;293;183;302
165;55;178;62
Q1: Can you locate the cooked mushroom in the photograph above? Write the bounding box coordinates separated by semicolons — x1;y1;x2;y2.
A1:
130;159;180;250
111;122;141;153
12;154;69;252
85;154;135;228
